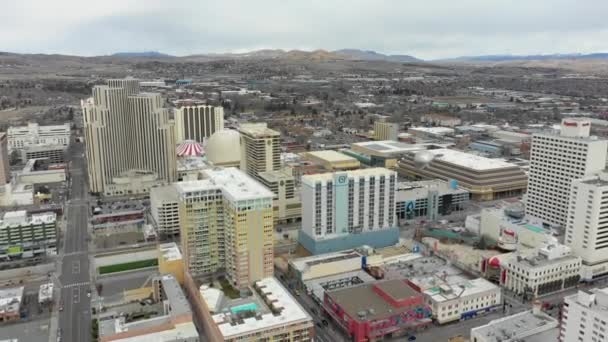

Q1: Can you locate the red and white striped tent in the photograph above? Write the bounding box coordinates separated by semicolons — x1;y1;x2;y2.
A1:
176;140;204;157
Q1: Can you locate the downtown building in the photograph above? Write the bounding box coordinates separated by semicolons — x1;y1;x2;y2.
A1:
526;118;608;227
81;79;177;196
299;168;399;254
174;105;224;143
176;168;274;290
560;287;608;342
7;122;71;163
567;171;608;280
238;123;281;182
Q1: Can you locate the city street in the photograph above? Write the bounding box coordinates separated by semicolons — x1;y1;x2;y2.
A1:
58;142;92;342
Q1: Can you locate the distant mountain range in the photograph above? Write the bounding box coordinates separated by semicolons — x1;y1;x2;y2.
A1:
4;49;608;64
333;49;421;63
436;53;608;63
111;51;174;58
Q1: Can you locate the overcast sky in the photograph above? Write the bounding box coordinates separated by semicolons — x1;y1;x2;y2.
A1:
2;0;608;60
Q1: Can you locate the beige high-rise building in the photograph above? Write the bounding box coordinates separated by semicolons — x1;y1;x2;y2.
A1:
0;133;10;184
374;120;399;141
177;168;274;290
81;79;176;196
238;123;281;182
174;105;224;143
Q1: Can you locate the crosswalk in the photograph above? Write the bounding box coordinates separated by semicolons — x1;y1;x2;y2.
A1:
63;281;90;289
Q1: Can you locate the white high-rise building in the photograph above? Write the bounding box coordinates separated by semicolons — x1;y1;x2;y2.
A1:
82;79;176;196
526;118;608;227
174;105;224;144
560;287;608;342
299;168;399;254
567;171;608;280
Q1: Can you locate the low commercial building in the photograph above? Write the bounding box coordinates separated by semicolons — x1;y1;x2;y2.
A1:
0;286;23;322
16;159;67;184
324;279;432;342
90;200;145;230
468;206;549;251
99;275;197;342
423;278;501;324
258;169;301;225
198;277;314;342
149;185;180;237
469;140;504;157
499;238;581;297
471;307;559;342
0;211;57;259
303;150;360;171
397;148;527;201
8;122;70;163
351;140;426;168
561;287;608;342
158;243;184;285
421;114;462;127
408;126;455;139
396;180;469;221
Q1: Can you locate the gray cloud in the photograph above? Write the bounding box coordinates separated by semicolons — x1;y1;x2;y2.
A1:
2;0;608;59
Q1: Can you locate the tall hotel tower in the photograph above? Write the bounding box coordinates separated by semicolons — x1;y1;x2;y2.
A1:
174;105;224;143
81;79;176;196
526;118;607;227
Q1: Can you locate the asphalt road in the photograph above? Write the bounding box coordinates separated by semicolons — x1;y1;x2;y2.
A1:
58;143;92;342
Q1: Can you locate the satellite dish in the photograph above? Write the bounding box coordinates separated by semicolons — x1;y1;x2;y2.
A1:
414;151;441;169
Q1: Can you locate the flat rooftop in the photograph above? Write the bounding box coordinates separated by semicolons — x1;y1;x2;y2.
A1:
159;243;182;262
176;167;274;203
305;150;358;163
425;148;520;171
424;278;498;303
238;123;280;137
352;140;425;155
302;167;394;183
258;169;295;183
202;277;312;339
409;126;455;135
472;310;558;342
327;280;420;321
396;180;468;200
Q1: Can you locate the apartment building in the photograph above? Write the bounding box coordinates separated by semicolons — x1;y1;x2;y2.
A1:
177;168;274;290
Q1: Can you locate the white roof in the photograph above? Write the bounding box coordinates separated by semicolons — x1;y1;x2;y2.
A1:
0;286;23;314
425;148;519;171
199;286;223;313
425;278;499;303
353;140;424;153
302;167;395;183
39;283;53;302
409;126;455;135
159;242;182;261
175;167;274;203
208;277;312;338
305;150;357;163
